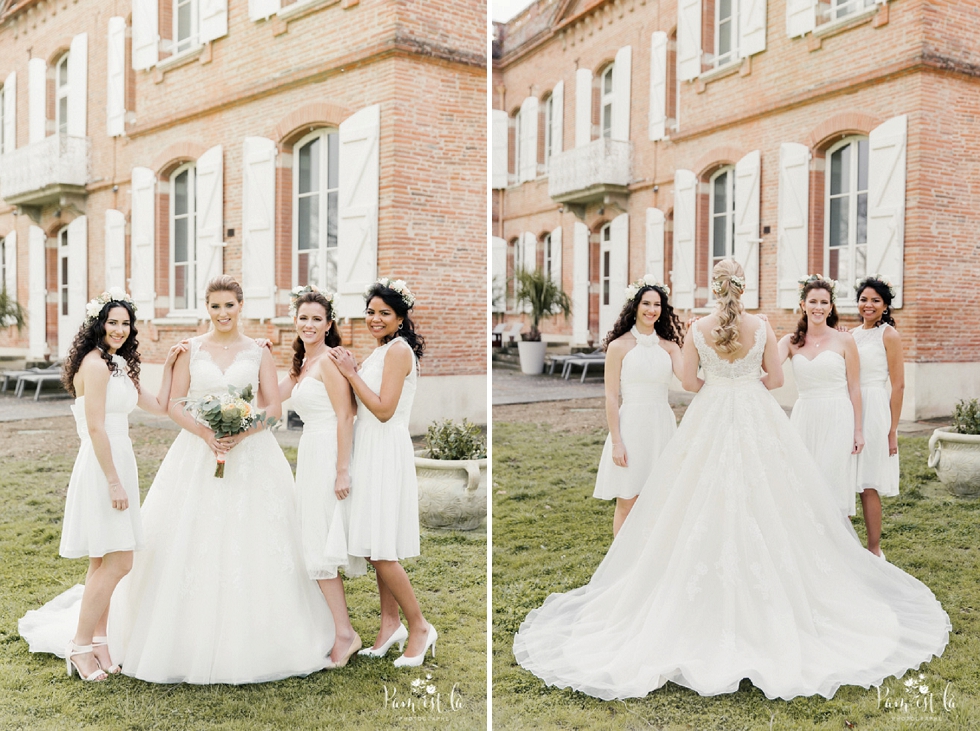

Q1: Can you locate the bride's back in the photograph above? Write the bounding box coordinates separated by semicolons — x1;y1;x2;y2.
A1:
695;313;765;364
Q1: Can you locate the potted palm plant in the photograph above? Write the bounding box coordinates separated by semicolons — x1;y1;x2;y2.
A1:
514;267;572;375
0;286;26;329
414;419;487;530
928;398;980;496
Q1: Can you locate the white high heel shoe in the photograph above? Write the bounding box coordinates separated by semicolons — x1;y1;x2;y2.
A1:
393;624;438;668
92;636;121;674
66;641;108;681
357;623;408;658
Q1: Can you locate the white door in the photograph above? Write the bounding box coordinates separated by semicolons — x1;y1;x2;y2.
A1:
57;228;71;357
597;217;628;339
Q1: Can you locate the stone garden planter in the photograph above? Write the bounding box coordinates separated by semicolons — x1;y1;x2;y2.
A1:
928;427;980;497
517;340;546;374
414;450;487;530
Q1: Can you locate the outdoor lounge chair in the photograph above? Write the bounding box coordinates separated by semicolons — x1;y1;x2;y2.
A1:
562;350;606;382
491;323;507;348
502;322;524;345
13;363;65;401
2;362;61;393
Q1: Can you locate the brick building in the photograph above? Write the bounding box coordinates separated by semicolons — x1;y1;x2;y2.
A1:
492;0;980;419
0;0;487;430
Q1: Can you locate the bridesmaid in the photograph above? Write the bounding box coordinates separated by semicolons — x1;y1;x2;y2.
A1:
777;275;863;517
276;285;364;668
593;277;683;536
851;275;904;558
327;277;435;667
56;290;183;680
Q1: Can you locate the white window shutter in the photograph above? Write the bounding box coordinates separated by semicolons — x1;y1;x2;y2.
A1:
242;137;277;320
28;226;47;358
200;0;229;44
133;0;159;70
249;0;280;21
609;213;630;314
492;109;509;189
491;236;506;313
672;169;697;309
4;231;16;301
677;0;702;81
28;59;46;144
336;104;380;319
611;45;632;142
867;114;907;308
104;209;127;291
575;68;592;148
740;0;767;57
572;222;590;345
777;142;810;309
645;207;665;282
106;19;126;137
786;0;815;38
2;72;15;153
130;167;156;318
68;34;88;138
734;150;761;310
195;145;224;309
522;231;537;272
649;32;668;141
550;80;564;158
550;226;563;287
67;216;88;338
518;96;538;183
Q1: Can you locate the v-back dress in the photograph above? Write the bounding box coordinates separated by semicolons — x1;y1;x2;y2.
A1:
514;323;949;701
853;325;900;497
594;327;676;500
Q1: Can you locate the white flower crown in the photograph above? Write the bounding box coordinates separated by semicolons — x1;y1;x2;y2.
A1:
711;274;745;295
366;277;416;308
855;274;896;298
289;284;335;317
85;288;137;323
798;274;840;303
624;275;670;302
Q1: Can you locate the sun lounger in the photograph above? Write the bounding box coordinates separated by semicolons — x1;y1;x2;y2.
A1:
562;350;606;382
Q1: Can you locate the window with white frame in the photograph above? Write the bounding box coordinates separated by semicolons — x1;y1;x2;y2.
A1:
715;0;739;67
600;223;611;305
293;129;339;292
542;232;553;280
56;54;70;135
58;227;69;317
825;137;868;288
543;94;555;172
1;235;7;293
821;0;875;24
512;108;522;181
170;164;197;312
710;166;736;274
174;0;199;55
600;65;614;140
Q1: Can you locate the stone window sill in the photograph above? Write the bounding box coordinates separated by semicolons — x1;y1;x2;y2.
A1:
273;0;357;35
152;44;210;83
809;5;882;50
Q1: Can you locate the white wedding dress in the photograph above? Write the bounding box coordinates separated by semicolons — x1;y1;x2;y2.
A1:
513;323;950;701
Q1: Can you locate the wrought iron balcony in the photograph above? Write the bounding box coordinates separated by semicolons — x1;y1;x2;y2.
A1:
548;138;632;204
0;134;91;212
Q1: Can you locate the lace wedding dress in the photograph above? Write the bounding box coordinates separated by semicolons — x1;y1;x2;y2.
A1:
514;323;950;701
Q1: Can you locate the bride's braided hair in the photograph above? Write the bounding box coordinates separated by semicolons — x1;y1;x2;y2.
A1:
602;286;683;350
289;291;342;379
711;259;746;355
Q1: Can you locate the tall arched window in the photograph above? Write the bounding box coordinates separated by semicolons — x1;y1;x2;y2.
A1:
600;65;614;139
293;129;339;291
170;163;197;312
825;137;869;286
56;53;70;135
542;232;553;280
542;93;555;171
710;166;736;275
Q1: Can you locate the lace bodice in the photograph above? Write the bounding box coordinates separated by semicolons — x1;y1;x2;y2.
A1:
792;351;848;400
693;323;766;384
852;325;890;388
187;337;264;400
71;355;138;440
621;327;673;403
356;337;416;427
290;377;337;433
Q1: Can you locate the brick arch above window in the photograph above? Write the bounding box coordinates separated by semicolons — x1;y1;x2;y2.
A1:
592;58;615;77
805;112;880;152
588;217;610;235
694;147;745;180
43;214;76;238
151;140;208;177
273;102;352;149
44;44;72;67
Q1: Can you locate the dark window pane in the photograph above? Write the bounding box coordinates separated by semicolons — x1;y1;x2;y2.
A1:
298;194;318;250
178;1;191;42
713;216;727;258
714;172;727;212
830;145;850;196
174;218;188;263
857;138;869;192
829;197;847;249
299;139;320;194
603;69;613;94
327;191;337;250
59;59;68;87
857;192;867;244
175;170;188;215
327;133;339;189
603;251;610;305
174;263;186;310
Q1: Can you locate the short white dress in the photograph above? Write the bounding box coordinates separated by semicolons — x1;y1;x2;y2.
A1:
594;328;676;500
59;354;143;558
290;375;367;580
853;325;900;497
347;337;420;561
790;351;858;516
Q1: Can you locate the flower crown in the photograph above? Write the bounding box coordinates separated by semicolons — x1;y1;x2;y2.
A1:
855;274;896;298
85;288;137;323
289;284;335;317
798;274;840;303
366;277;416;308
711;274;745;295
624;275;670;302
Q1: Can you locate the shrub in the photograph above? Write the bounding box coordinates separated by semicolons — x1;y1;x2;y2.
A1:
951;398;980;436
425;419;487;460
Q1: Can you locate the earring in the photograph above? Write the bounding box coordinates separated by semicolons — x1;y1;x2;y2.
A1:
398;322;404;330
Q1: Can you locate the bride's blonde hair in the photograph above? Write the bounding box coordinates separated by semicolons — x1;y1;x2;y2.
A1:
711;259;746;355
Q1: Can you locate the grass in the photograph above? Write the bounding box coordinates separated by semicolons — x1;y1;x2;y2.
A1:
492;421;980;730
0;421;486;731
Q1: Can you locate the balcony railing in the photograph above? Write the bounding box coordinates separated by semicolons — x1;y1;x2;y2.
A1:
548;138;632;203
0;134;91;204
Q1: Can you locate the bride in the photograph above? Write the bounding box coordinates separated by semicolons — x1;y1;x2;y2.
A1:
513;260;950;701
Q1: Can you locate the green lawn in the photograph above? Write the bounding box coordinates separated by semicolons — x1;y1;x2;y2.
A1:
492;422;980;730
0;420;486;730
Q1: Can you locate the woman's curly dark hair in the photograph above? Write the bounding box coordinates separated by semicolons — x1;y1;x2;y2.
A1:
790;280;840;346
289;291;343;379
365;282;425;360
602;285;683;350
62;300;141;397
855;277;897;328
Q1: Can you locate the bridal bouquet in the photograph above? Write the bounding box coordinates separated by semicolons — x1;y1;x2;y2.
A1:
178;384;278;477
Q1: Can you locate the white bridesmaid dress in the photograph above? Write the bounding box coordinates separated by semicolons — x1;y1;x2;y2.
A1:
853;325;900;497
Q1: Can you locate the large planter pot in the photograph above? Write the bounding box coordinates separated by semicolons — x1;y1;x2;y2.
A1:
414;450;487;530
928;427;980;497
517;340;546;374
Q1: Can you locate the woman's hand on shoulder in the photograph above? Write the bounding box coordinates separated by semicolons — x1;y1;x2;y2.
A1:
254;337;274;353
164;339;190;367
326;347;358;379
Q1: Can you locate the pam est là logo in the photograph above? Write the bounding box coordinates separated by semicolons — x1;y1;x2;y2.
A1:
383;673;463;714
877;671;956;717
